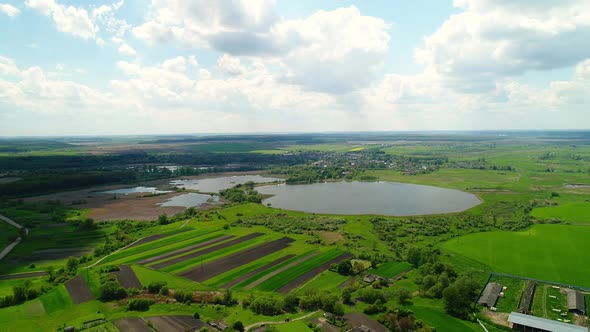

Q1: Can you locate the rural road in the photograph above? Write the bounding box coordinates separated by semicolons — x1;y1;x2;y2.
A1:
0;213;28;260
244;310;319;331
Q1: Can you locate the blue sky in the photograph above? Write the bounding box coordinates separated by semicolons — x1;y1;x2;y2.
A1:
0;0;589;135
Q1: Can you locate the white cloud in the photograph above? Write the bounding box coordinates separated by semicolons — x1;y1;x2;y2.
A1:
0;56;19;76
25;0;97;39
217;54;244;75
0;3;20;17
133;4;390;93
416;0;590;93
118;43;136;56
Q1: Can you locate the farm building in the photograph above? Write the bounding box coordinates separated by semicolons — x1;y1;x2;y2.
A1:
508;312;589;332
347;326;375;332
363;274;384;284
567;289;586;315
478;282;503;307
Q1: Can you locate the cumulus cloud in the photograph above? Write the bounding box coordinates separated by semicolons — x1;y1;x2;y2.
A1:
0;3;20;17
133;3;390;93
415;0;590;93
25;0;97;39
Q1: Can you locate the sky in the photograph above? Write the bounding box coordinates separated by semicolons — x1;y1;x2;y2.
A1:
0;0;589;136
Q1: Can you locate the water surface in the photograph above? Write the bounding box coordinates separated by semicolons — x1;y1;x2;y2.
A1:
158;193;219;207
171;175;281;193
98;187;170;195
258;181;480;216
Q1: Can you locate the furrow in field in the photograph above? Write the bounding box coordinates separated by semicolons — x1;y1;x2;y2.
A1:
278;252;353;293
137;235;234;265
179;237;294;282
149;233;264;270
244;252;318;290
221;254;296;289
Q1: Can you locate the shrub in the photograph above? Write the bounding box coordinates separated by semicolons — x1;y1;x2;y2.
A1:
147;281;167;294
173;290;193;303
127;299;154;311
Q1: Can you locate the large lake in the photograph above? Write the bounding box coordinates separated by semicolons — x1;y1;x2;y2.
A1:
258;181;481;216
171;175;281;193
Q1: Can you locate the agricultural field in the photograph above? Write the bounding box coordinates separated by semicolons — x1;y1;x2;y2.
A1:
1;133;590;331
532;201;590;223
442;224;590;287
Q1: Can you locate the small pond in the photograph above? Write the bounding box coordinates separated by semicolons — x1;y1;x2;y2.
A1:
98;187;171;195
171;175;281;193
158;193;219;208
258;181;481;216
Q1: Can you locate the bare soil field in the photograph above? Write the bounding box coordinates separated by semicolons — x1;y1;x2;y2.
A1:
64;275;94;304
145;315;210;332
112;317;153;332
277;253;353;293
114;265;142;289
222;254;295;289
26;186;185;221
244;253;318;290
150;233;264;270
343;312;388;332
127;234;169;249
137;235;235;265
179;237;295;282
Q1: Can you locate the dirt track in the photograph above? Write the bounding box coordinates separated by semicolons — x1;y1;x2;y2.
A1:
277;252;353;293
112;317;152;332
150;233;263;270
0;271;47;280
64;275;94;304
145;315;209;332
114;265;142;289
222;254;295;289
179;237;294;282
137;235;234;265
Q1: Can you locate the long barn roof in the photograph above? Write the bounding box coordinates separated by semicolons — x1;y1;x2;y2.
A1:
478;282;502;307
508;312;588;332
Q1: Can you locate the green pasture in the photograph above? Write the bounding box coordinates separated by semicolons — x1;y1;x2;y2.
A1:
442;224;590;287
532;202;590;223
368;261;412;278
297;271;350;293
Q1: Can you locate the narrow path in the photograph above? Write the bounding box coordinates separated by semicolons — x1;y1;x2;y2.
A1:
0;213;28;260
244;310;319;331
541;285;548;318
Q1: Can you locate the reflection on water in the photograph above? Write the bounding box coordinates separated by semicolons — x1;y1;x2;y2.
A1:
258;181;481;216
171;175;281;193
158;193;219;207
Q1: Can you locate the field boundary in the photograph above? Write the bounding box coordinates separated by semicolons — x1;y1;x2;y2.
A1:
491;272;590;292
0;213;28;261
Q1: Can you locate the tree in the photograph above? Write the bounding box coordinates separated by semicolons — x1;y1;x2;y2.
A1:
337;260;353;276
12;285;26;304
342;287;353;304
66;257;79;273
442;275;479;319
283;292;300;313
158;213;168;225
232;321;245;332
396;287;411;305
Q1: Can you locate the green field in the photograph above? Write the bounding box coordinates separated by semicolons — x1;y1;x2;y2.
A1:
0;221;18;249
255;250;344;292
532;202;590;223
442;224;590;287
368;261;412;278
297;271;350;293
